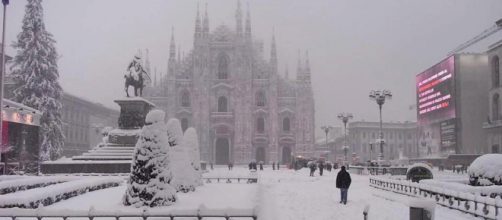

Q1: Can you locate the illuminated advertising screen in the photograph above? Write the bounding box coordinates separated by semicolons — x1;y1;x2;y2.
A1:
416;56;455;124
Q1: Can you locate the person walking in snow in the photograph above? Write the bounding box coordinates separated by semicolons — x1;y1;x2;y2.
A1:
309;162;316;177
277;161;280;170
336;166;352;205
272;162;276;170
318;162;324;176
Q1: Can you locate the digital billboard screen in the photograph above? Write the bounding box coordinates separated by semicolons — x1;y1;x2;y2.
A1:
416;56;455;124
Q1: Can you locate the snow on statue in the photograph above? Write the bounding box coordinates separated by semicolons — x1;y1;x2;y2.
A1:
183;127;203;186
10;0;64;160
123;110;177;207
167;118;197;192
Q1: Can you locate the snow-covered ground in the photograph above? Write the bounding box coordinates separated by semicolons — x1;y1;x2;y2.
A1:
0;167;483;219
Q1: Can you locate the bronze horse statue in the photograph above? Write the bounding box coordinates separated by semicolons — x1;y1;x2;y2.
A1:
124;56;150;97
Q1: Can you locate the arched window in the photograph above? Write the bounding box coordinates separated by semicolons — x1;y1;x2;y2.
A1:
256;117;265;133
256;91;266;107
493;56;500;88
493;93;500;121
282;117;290;132
218;54;229;79
181;118;189;132
181;91;190;107
218;96;228;112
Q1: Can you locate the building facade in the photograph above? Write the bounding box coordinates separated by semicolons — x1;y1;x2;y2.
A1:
60;93;119;157
347;121;418;162
145;3;315;164
484;42;502;153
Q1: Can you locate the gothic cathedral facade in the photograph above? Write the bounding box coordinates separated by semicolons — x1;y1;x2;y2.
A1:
145;3;315;164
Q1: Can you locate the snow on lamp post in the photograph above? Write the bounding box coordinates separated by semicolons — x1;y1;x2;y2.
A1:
320;125;333;161
369;90;392;163
337;113;353;163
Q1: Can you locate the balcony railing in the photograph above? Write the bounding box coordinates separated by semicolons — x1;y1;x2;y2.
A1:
483;119;502;128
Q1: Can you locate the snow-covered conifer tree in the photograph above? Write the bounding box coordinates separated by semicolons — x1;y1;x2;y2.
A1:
10;0;64;160
123;110;177;207
183;127;202;186
166;118;183;147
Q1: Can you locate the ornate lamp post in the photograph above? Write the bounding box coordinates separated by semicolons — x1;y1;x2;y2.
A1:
320;125;333;160
337;113;353;163
369;90;392;162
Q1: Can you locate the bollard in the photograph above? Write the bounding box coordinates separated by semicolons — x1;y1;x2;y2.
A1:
363;204;370;220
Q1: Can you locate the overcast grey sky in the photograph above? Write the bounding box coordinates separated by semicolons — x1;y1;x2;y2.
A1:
2;0;502;136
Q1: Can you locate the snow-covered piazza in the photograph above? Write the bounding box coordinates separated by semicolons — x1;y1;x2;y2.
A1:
0;0;502;220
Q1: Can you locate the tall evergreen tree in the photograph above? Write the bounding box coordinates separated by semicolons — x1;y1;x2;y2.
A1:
10;0;64;160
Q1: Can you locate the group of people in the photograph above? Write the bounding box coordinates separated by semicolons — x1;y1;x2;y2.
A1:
308;161;334;176
246;161;282;171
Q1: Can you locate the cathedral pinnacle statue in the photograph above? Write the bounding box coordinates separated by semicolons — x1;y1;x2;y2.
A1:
124;54;150;97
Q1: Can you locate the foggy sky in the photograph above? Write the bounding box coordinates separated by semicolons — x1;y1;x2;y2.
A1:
2;0;502;137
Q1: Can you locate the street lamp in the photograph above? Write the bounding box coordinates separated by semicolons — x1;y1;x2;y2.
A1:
0;0;9;175
369;90;392;162
320;125;333;160
337;113;353;164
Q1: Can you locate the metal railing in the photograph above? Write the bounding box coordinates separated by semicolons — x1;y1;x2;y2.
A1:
370;177;502;219
203;177;258;184
0;208;257;220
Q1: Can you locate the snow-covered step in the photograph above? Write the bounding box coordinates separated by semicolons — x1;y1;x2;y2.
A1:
98;146;135;151
89;149;134;153
72;155;132;160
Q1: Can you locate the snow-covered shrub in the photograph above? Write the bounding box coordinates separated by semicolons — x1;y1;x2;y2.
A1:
123;110;177;207
0;176;76;195
183;127;202;186
468;154;502;185
166;118;183;147
170;145;197;192
0;178;122;208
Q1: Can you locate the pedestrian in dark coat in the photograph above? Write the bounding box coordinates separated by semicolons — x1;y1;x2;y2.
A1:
309;162;316;177
259;161;264;170
318;162;324;176
336;166;352;204
277;162;280;170
272;162;276;170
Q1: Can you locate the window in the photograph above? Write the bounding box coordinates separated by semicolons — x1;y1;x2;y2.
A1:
493;93;500;121
256;117;265;133
181;118;188;132
218;96;228;112
493;56;500;88
283;117;290;132
256;91;266;107
217;54;229;79
181;91;190;107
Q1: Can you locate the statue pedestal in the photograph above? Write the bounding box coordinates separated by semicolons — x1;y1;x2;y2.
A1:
108;97;156;145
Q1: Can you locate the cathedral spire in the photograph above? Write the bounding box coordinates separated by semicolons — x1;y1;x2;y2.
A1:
245;2;251;39
145;48;151;75
177;45;181;63
194;3;202;38
235;0;243;36
169;27;176;60
203;3;209;37
154;67;157;87
270;30;277;74
296;50;303;81
305;50;311;82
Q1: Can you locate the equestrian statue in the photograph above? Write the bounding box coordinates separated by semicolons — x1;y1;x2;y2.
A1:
124;55;151;97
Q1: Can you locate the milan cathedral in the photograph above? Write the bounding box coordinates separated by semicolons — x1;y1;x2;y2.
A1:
144;2;315;164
